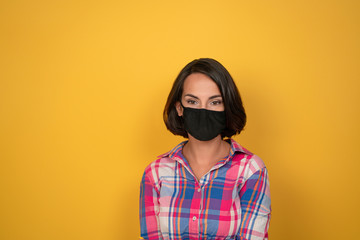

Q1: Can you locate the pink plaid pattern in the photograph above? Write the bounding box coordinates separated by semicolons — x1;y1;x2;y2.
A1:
139;139;271;239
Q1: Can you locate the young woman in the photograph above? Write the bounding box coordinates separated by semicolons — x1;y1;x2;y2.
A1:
139;58;271;240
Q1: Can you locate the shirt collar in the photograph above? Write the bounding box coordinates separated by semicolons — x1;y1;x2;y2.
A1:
157;138;250;160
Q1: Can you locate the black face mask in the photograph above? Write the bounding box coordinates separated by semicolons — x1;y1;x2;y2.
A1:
180;102;226;141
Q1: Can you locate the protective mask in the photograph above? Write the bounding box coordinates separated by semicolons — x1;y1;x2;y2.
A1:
180;102;226;141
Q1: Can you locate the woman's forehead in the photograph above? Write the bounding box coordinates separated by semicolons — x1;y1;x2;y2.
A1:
182;73;221;96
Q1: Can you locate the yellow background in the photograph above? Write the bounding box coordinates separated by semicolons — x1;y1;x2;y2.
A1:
1;0;359;239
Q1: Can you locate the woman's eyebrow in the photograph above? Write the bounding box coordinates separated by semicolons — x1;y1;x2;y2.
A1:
184;94;199;99
184;94;222;100
209;95;222;100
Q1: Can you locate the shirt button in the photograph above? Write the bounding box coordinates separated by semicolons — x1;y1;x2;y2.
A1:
192;216;197;221
197;188;201;192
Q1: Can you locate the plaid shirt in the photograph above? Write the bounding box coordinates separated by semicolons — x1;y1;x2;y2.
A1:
139;139;271;240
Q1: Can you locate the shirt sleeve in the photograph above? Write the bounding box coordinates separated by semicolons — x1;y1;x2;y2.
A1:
139;171;163;240
237;167;271;240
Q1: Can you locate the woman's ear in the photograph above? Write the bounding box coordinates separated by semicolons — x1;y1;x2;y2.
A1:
175;101;183;116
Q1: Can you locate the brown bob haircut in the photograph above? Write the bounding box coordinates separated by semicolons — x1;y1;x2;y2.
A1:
163;58;246;139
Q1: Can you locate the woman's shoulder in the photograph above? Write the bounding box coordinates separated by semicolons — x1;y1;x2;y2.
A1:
142;155;173;174
229;139;267;173
142;141;187;180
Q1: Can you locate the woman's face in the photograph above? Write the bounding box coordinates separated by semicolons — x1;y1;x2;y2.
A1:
176;73;224;117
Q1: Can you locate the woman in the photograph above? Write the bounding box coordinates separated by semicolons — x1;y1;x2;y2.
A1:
139;58;271;240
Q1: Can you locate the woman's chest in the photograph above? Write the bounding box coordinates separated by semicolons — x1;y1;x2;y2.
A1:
157;164;243;239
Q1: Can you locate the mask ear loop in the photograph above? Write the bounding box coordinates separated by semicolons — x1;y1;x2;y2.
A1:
178;101;186;135
178;100;185;119
179;100;189;116
179;100;186;109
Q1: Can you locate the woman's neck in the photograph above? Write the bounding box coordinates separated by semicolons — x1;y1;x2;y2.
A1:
182;135;230;166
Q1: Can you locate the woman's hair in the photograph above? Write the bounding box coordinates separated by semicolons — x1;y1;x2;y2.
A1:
163;58;246;138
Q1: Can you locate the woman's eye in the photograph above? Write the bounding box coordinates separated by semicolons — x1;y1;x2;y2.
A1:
211;100;222;105
187;100;197;105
